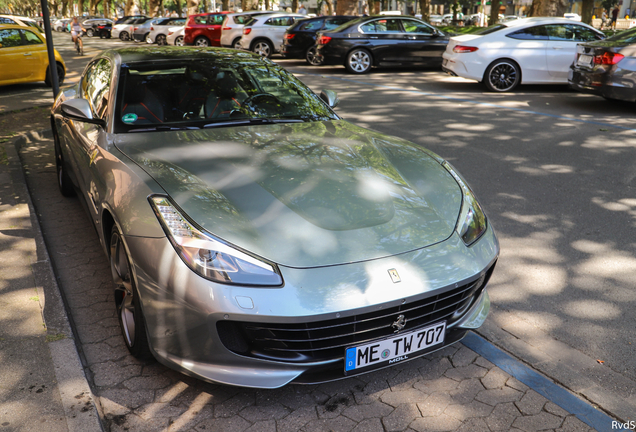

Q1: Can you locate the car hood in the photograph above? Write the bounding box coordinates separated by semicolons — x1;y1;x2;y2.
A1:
116;120;462;268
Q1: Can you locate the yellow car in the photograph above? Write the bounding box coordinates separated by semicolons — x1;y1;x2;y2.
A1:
0;24;66;87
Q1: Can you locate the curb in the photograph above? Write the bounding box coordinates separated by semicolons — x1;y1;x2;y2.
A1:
10;130;104;432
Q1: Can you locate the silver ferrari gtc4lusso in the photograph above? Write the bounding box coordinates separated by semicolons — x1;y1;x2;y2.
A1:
51;47;499;388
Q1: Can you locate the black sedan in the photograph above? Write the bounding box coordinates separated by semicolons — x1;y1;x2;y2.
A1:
569;28;636;102
315;15;449;74
281;15;356;65
83;18;113;38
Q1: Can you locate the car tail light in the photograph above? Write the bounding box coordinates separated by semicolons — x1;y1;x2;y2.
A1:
134;26;138;31
150;26;154;30
222;26;231;30
593;51;625;65
284;33;295;39
317;35;331;45
243;28;251;35
453;45;478;53
168;31;173;35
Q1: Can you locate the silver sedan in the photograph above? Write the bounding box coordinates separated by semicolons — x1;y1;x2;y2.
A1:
51;47;499;388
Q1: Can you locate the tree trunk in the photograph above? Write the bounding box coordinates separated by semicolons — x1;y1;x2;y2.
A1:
336;0;356;14
292;0;298;11
324;0;334;14
581;0;594;24
187;0;199;15
149;0;161;16
104;0;110;17
78;0;85;15
490;0;499;25
418;0;430;21
175;0;183;15
265;0;270;11
529;0;569;16
125;0;136;15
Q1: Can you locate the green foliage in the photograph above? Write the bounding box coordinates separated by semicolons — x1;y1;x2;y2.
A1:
601;0;619;11
438;25;483;34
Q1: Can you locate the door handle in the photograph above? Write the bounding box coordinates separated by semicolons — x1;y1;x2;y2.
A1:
552;46;563;50
23;53;32;56
370;36;378;39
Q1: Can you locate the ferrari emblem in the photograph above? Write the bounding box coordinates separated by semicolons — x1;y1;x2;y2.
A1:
388;268;401;283
392;314;407;332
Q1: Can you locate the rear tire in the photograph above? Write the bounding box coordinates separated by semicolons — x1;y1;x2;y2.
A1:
305;45;323;66
252;39;273;58
156;34;167;45
52;123;75;197
194;36;210;47
86;28;94;37
345;48;372;74
175;35;184;46
144;33;151;44
232;37;241;49
484;59;520;92
120;31;130;41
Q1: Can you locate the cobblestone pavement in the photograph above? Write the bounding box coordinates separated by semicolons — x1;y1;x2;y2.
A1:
18;134;606;432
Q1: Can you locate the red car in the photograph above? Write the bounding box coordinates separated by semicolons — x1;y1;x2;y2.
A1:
184;12;230;46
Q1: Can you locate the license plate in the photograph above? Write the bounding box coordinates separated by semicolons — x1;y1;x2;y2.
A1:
578;54;593;67
344;321;446;375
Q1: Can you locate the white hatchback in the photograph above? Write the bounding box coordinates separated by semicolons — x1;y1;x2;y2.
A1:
238;12;305;57
442;17;604;92
220;11;273;49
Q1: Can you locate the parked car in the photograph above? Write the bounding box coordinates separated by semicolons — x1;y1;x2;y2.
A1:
0;15;44;33
281;15;355;65
146;17;186;45
112;16;148;41
50;46;498;388
429;14;443;25
115;15;147;24
220;11;273;49
96;22;112;38
316;16;450;74
131;17;158;42
166;25;185;45
569;27;636;101
563;13;582;21
184;11;230;46
0;24;65;86
83;18;113;37
442;17;604;92
238;12;305;57
53;17;71;32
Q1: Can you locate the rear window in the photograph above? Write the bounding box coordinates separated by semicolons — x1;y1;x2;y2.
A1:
474;24;507;35
324;17;352;30
605;27;636;43
234;14;255;24
299;19;323;31
507;25;548;40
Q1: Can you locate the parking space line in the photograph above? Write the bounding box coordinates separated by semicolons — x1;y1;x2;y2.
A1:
294;71;636;132
463;332;631;432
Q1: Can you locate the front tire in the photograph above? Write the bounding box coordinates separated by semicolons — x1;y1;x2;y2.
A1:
45;62;65;87
252;39;273;58
52;123;74;197
86;28;94;37
345;48;372;74
144;33;152;44
110;225;153;360
194;36;210;47
484;59;520;92
306;45;323;66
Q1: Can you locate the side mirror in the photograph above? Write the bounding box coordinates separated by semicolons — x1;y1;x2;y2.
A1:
60;98;106;128
320;90;339;108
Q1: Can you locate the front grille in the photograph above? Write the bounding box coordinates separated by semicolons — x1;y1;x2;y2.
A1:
217;263;495;363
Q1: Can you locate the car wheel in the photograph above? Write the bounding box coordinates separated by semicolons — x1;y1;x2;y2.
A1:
110;224;153;360
231;37;242;49
305;45;323;66
156;34;166;45
145;33;152;44
484;59;520;92
252;40;273;58
52;124;74;197
86;28;94;37
345;48;372;74
175;35;184;46
120;31;130;41
44;62;65;87
195;36;210;47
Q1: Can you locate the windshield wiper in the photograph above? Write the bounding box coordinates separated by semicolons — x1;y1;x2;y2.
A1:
128;125;201;132
203;118;303;129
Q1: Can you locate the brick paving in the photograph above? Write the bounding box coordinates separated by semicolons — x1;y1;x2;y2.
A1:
19;134;602;431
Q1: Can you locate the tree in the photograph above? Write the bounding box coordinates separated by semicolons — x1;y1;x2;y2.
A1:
186;0;198;15
490;0;500;25
528;0;569;17
336;0;356;14
125;0;136;15
419;0;430;21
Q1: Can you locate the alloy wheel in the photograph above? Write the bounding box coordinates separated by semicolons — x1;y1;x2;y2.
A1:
347;49;371;74
306;46;323;66
486;61;519;92
111;230;136;348
253;41;272;58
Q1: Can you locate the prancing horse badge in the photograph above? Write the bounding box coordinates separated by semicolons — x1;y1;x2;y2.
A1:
388;268;401;283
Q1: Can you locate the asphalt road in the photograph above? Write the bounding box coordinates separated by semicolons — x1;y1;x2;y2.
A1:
4;30;636;429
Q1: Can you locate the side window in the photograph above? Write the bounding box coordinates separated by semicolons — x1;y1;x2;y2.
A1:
22;30;43;45
324;17;351;30
570;25;603;41
0;29;23;47
194;16;207;25
360;22;375;32
0;17;16;24
299;19;323;31
209;15;225;25
545;24;599;41
401;19;434;34
506;25;548;40
365;19;402;33
83;59;112;120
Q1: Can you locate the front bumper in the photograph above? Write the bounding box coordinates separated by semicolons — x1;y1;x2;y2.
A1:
125;224;499;388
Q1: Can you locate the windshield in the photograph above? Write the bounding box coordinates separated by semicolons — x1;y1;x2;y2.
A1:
114;57;338;133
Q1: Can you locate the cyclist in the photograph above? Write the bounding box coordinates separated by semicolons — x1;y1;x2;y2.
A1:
70;16;85;55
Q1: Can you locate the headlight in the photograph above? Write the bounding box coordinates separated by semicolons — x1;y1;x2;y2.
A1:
150;196;283;286
442;161;487;246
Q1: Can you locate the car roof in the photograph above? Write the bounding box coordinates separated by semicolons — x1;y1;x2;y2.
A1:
251;12;306;19
502;17;590;27
0;23;43;34
106;46;263;64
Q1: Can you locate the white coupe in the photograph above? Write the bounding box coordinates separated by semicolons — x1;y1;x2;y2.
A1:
442;18;604;92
